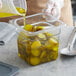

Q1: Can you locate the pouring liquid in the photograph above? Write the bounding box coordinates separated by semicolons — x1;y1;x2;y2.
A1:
16;7;26;25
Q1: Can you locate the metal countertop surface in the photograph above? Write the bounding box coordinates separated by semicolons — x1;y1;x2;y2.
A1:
0;25;76;76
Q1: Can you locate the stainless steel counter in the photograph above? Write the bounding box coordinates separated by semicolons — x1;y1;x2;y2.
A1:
0;25;76;76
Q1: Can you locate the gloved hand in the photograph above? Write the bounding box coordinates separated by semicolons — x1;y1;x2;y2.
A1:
0;0;2;8
43;0;64;22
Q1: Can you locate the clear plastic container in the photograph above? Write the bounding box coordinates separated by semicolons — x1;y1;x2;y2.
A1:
0;0;27;17
10;13;62;65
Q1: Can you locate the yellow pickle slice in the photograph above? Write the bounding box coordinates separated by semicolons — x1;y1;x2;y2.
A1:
35;26;44;31
44;32;53;37
31;49;41;57
31;40;41;49
37;33;46;40
40;51;47;58
30;57;40;65
24;24;34;32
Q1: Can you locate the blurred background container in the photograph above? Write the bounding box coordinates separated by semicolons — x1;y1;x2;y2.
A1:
71;0;76;26
71;0;76;16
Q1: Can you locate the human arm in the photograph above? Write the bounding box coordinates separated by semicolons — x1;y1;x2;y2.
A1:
0;0;2;8
60;0;73;26
27;0;73;26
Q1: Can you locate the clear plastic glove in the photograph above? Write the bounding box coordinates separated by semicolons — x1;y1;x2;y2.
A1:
0;0;2;8
43;0;64;22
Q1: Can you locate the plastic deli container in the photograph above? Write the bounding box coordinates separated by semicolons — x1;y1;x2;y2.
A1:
10;13;62;65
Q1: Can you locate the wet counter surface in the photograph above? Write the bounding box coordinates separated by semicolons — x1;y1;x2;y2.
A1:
0;26;76;76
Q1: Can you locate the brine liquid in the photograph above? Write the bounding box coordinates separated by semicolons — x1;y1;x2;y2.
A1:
0;7;26;18
0;13;17;17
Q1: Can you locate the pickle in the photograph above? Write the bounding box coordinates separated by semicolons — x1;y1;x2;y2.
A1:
46;37;58;50
30;57;40;65
41;58;47;63
18;43;23;50
39;45;45;51
18;32;29;43
31;40;41;49
48;38;58;45
45;42;53;50
46;44;52;50
26;46;31;55
18;43;26;60
52;53;58;60
18;43;25;53
37;33;46;40
18;32;25;41
48;38;59;52
31;49;41;57
52;45;59;52
49;52;58;60
25;41;31;55
44;32;53;37
47;55;52;62
36;26;44;31
40;51;47;58
24;24;34;32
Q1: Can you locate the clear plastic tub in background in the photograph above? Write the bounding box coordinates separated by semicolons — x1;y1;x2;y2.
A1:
9;13;62;65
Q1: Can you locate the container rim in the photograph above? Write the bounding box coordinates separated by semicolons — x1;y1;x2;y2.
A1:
9;13;63;36
12;20;61;36
9;13;65;26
